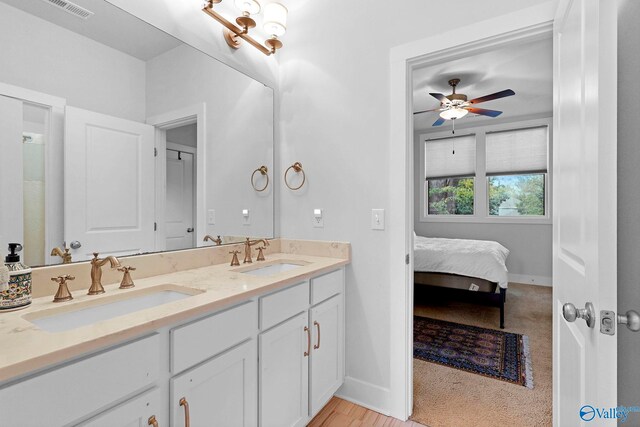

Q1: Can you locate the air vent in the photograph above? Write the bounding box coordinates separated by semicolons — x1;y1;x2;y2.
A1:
41;0;94;19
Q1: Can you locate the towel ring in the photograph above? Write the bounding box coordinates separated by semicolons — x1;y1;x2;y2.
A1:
251;166;269;192
284;162;306;191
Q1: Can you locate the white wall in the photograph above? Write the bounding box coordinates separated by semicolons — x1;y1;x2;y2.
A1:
278;0;556;412
0;2;146;122
413;118;553;285
617;0;640;411
146;45;274;239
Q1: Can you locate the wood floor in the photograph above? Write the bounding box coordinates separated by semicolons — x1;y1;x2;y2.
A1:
308;397;427;427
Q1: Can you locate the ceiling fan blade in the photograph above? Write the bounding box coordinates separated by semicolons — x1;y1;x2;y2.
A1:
432;117;446;126
465;107;503;117
468;89;515;104
413;108;441;115
429;93;450;103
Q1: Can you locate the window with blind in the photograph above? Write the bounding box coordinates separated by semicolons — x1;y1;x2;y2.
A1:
425;134;476;215
486;126;548;217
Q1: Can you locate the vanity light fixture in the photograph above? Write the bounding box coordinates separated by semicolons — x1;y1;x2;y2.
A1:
202;0;288;56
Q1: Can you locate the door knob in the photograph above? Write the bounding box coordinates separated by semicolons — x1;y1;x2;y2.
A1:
618;310;640;332
562;302;595;328
69;241;82;250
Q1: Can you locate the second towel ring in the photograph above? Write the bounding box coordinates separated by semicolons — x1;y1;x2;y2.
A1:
251;166;269;192
284;162;306;190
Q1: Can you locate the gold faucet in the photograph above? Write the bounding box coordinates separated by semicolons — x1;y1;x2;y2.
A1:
204;235;223;245
50;243;72;264
88;252;121;295
243;238;270;263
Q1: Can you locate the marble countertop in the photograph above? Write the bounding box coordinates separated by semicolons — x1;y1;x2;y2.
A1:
0;251;349;384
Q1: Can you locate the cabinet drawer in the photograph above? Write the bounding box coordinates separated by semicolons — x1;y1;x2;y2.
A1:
171;300;257;374
0;334;160;427
311;269;343;305
260;282;309;330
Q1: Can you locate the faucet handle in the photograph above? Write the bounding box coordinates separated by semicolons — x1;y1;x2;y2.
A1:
229;250;241;267
92;252;99;259
117;266;136;289
255;246;266;261
51;275;75;302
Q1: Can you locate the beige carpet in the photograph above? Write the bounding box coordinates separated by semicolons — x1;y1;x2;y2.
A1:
411;283;552;427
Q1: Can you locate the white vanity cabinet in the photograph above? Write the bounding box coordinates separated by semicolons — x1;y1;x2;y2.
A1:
0;266;345;427
259;268;345;427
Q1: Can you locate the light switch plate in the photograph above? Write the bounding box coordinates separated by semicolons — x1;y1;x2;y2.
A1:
242;209;250;225
207;209;216;225
313;209;324;228
371;209;385;230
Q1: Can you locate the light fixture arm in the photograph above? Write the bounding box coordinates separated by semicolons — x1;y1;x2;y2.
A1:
202;1;284;56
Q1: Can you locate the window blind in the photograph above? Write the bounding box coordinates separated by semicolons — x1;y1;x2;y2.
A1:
486;126;548;176
424;134;476;180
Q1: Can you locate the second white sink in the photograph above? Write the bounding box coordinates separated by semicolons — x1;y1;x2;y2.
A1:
24;284;203;333
238;261;308;276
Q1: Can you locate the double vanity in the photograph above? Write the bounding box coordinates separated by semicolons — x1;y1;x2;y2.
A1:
0;239;350;427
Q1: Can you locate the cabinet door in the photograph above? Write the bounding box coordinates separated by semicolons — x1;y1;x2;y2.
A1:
309;295;344;416
171;340;258;427
259;312;309;427
79;388;162;427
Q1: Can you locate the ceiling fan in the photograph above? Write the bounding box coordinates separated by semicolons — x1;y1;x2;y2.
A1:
414;78;515;127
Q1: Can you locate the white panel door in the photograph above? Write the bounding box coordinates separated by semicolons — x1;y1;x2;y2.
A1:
553;0;618;425
171;340;258;427
259;312;309;427
309;295;343;417
79;388;162;427
165;149;194;251
64;107;155;260
0;95;24;252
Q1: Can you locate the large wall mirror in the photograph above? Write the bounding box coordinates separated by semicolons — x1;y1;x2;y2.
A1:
0;0;274;267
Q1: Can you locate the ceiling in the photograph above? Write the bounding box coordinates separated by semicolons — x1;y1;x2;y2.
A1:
412;37;553;132
1;0;182;61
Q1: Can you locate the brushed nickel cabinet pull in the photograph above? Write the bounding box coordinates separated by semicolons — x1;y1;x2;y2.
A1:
304;326;311;357
179;397;191;427
147;415;158;427
313;320;321;350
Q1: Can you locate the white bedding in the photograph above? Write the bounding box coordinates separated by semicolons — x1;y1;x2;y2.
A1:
413;235;510;289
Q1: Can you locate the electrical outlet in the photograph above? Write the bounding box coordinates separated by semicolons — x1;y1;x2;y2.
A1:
313;208;324;228
207;209;216;225
242;209;250;225
371;209;385;230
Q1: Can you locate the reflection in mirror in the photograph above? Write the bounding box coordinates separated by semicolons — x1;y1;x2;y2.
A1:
0;0;274;267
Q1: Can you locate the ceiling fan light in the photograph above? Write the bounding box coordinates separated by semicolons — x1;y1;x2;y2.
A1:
439;108;469;120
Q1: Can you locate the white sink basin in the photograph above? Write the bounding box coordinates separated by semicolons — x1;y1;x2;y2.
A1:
238;261;308;276
24;285;203;333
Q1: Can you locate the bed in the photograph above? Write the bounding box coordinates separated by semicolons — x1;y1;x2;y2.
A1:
413;235;510;328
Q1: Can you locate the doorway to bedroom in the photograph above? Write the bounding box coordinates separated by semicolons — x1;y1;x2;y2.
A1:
408;31;553;427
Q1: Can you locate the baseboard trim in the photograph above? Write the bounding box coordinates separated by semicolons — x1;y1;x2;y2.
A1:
508;273;552;287
335;376;391;416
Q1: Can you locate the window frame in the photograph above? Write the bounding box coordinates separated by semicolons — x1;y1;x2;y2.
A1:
419;117;552;225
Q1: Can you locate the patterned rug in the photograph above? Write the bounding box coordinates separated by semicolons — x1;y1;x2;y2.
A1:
413;316;533;388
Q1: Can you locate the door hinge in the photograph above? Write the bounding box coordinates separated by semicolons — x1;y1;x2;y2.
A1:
154;147;158;157
405;254;410;265
154;222;157;231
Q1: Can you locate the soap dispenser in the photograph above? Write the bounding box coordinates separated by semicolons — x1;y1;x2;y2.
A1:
0;243;32;311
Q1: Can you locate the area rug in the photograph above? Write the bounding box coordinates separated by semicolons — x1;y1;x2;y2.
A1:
413;316;533;388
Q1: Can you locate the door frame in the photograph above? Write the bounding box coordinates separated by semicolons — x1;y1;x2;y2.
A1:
147;103;206;252
387;4;557;420
0;82;65;265
166;142;197;249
